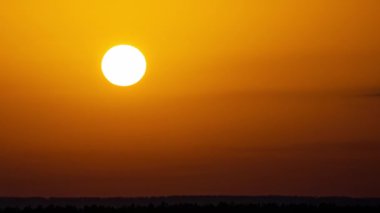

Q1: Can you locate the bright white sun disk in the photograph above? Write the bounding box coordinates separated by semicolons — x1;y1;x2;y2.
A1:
101;45;146;86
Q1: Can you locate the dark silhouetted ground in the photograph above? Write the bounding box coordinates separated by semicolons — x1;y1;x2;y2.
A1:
0;196;379;212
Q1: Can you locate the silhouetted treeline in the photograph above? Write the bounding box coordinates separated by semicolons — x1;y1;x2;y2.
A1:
1;203;380;213
1;197;380;212
2;196;380;208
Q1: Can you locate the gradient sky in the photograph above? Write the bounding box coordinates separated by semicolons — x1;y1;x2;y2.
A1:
1;1;380;197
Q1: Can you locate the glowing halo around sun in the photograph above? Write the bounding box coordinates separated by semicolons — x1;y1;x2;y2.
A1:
101;45;147;87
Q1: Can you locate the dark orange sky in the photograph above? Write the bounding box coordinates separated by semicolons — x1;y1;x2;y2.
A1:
1;1;380;197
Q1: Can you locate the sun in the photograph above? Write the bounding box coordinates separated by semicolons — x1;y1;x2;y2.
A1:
101;45;147;87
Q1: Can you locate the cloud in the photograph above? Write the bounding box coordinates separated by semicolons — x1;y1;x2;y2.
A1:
360;89;380;97
368;92;380;97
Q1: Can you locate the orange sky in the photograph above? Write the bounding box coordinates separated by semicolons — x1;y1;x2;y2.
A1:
1;1;380;197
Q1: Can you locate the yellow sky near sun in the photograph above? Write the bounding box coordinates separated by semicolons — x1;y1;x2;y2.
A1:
1;0;379;97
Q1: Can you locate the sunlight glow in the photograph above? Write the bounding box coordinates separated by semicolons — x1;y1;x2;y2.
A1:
101;45;146;86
